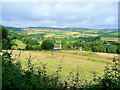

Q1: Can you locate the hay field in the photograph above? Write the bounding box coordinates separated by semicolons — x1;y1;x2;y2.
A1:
101;37;119;42
11;50;118;80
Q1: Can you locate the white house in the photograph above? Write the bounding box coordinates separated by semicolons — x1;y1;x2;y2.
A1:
78;47;82;51
79;46;82;51
54;44;62;49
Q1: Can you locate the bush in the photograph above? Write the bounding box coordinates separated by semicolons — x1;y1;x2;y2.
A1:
32;45;41;50
25;45;33;50
41;39;54;50
2;51;120;89
85;56;120;89
2;51;63;89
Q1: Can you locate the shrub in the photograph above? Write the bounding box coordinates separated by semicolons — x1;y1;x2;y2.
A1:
2;50;120;89
25;44;33;50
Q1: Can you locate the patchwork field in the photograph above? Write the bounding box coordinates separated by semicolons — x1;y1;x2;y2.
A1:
83;34;99;36
44;34;56;37
101;37;119;42
22;28;64;32
11;50;118;80
64;32;80;35
12;39;26;49
27;32;43;35
19;28;119;42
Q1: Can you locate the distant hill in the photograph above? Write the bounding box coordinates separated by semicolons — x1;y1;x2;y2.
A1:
3;26;118;38
27;26;90;31
4;26;24;32
4;26;117;32
24;26;117;30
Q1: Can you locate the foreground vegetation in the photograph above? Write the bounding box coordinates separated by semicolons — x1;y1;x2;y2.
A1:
1;25;120;89
2;50;120;89
10;50;118;80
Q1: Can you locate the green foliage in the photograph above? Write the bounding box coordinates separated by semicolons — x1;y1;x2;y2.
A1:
5;26;23;32
2;27;14;50
78;36;101;42
116;46;120;54
67;42;73;50
2;51;63;89
22;37;40;46
89;41;107;53
25;45;33;50
2;51;120;89
2;26;41;50
61;40;68;50
65;66;87;89
8;31;24;40
87;57;120;89
70;40;118;54
41;39;54;50
25;44;41;50
2;26;8;39
32;45;41;50
106;45;117;53
2;26;119;54
2;51;22;89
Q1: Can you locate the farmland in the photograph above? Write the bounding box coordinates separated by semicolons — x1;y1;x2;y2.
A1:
2;1;120;88
12;39;26;49
23;28;118;42
11;50;118;80
101;37;119;42
5;26;119;42
2;26;120;89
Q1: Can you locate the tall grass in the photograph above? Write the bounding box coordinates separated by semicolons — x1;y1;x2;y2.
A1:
2;50;120;89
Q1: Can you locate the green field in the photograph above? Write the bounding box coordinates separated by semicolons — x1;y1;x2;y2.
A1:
54;34;68;37
101;37;119;42
12;39;26;49
12;50;117;80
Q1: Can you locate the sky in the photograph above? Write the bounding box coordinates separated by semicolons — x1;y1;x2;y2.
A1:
1;0;118;29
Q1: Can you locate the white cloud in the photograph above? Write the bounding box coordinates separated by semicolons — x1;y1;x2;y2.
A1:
2;0;119;2
2;2;118;29
104;16;117;24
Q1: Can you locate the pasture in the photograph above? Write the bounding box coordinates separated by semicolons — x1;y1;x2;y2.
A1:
101;37;119;42
12;39;26;49
11;50;117;81
44;34;56;37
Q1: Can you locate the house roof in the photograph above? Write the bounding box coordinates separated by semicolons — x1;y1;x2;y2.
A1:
54;45;61;48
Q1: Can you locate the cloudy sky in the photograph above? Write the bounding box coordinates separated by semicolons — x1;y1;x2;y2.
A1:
2;1;118;29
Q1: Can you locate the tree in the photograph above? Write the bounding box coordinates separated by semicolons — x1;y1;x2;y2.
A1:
61;40;68;50
73;40;84;49
67;42;73;50
2;26;13;50
25;45;33;50
106;45;117;53
116;46;120;54
41;39;54;50
32;45;41;50
2;26;8;39
23;37;40;45
91;41;103;52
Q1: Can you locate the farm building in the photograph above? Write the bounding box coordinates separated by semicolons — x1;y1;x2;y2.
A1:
73;46;82;51
54;44;62;49
78;47;82;51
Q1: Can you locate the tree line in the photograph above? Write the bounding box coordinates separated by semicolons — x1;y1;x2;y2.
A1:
2;26;120;54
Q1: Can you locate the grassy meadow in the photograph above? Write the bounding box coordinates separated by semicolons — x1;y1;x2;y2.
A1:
101;37;119;42
11;50;118;81
12;39;26;49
